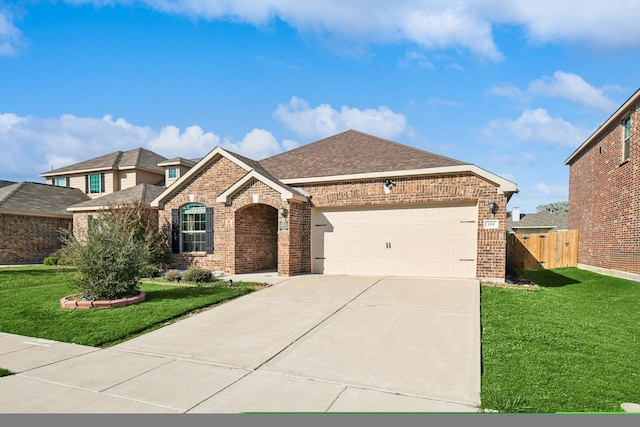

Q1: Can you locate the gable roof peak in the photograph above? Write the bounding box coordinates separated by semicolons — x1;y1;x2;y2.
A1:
41;147;168;176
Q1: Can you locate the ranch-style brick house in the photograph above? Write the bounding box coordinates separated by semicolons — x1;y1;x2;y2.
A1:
565;88;640;282
152;130;518;280
0;182;90;263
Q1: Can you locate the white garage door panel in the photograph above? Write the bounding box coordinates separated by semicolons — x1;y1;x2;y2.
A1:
312;205;478;278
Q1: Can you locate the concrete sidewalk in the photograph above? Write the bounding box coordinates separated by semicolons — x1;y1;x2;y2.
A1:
0;275;481;413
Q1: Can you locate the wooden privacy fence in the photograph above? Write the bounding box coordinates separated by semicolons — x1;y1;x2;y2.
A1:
507;230;579;270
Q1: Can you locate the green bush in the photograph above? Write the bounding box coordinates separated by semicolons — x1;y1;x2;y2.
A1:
60;211;151;300
165;270;182;281
140;264;160;278
43;256;59;265
183;268;213;283
57;257;72;266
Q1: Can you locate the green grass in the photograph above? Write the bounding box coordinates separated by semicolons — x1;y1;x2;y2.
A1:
0;367;12;377
481;267;640;413
0;266;263;347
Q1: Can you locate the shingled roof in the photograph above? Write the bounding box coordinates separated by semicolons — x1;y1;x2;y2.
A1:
68;183;166;211
0;180;15;189
41;147;168;177
259;129;468;180
508;210;569;233
0;182;90;217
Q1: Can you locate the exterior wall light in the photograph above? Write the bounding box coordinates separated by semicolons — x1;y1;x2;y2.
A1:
384;179;395;194
279;204;288;218
488;200;498;215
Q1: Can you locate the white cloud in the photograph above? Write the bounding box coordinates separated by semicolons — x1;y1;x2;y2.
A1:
148;125;221;159
0;112;293;181
63;0;508;60
534;182;568;199
219;128;284;160
399;51;433;68
501;1;640;49
0;7;24;56
273;96;411;140
3;1;638;59
484;108;589;147
529;71;617;111
488;84;529;103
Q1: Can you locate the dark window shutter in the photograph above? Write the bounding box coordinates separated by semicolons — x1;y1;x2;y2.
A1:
65;177;70;187
205;207;214;254
84;175;89;193
171;209;180;254
100;173;105;193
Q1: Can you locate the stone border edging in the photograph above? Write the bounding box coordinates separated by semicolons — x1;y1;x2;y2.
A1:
60;291;145;309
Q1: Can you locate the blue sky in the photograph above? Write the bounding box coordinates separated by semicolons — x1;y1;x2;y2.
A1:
1;1;639;212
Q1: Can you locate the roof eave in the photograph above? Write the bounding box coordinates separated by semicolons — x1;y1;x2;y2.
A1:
279;165;518;195
565;88;640;165
215;171;308;205
40;167;115;177
0;209;72;219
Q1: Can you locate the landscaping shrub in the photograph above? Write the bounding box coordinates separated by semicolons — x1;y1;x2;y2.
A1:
60;209;151;300
140;264;160;278
43;256;59;265
165;270;182;281
106;200;172;267
183;268;213;283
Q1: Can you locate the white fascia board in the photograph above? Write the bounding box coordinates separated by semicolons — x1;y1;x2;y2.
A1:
280;165;519;194
151;147;254;208
67;205;110;212
565;88;640;165
40;167;114;178
216;170;307;204
1;209;72;219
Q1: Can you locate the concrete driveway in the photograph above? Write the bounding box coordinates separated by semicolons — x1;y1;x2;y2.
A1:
0;275;480;413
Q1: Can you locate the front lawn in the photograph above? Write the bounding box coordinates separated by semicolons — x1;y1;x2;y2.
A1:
0;266;263;347
481;267;640;413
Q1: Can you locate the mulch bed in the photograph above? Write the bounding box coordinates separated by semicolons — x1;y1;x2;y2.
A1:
481;275;539;291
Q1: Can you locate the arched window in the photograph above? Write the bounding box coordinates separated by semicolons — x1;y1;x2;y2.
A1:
171;203;213;254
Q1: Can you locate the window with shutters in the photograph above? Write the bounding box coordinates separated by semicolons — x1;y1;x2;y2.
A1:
86;173;105;194
172;204;213;254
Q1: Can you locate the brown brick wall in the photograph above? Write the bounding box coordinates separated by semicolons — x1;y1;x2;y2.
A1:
159;156;248;272
158;153;510;279
298;173;509;279
0;214;71;263
235;203;278;273
568;106;640;275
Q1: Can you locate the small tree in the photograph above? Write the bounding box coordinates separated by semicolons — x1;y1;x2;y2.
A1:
60;201;170;300
536;201;569;213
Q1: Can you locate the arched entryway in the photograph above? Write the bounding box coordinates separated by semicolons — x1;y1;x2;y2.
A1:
234;203;279;274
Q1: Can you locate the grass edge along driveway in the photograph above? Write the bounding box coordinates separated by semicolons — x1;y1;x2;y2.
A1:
0;266;262;348
480;267;640;413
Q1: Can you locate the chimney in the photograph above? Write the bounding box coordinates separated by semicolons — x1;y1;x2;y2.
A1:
512;207;520;222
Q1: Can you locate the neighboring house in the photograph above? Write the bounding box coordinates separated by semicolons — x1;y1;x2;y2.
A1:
40;147;169;199
68;183;166;238
507;207;569;234
565;88;640;282
152;129;518;280
158;157;198;187
0;182;90;263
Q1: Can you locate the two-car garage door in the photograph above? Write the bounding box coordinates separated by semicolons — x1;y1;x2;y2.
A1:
311;204;478;278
